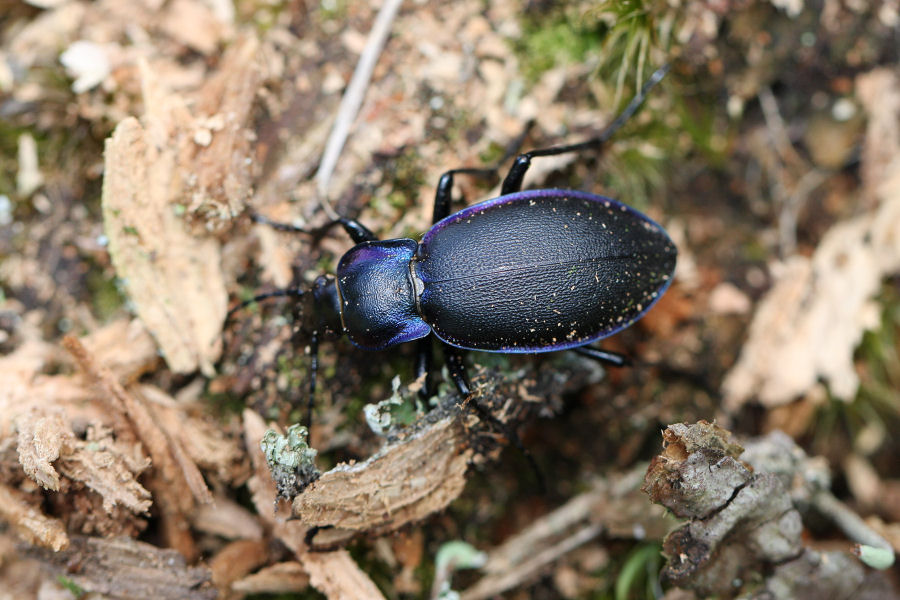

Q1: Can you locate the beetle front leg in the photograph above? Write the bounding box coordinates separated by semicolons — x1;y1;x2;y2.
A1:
432;168;498;224
251;213;378;244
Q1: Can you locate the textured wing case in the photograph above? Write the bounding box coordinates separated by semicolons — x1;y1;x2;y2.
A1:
413;189;677;352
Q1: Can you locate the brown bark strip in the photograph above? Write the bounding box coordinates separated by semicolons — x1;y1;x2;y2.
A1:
0;483;69;551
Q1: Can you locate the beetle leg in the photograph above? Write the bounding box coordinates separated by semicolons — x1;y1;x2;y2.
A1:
334;217;378;243
432;168;497;224
442;343;548;492
306;329;320;431
442;343;471;397
251;213;378;244
500;64;670;195
432;124;535;223
414;338;433;400
571;345;632;368
226;286;305;320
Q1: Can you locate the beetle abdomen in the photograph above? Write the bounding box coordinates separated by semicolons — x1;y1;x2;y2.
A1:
413;189;677;352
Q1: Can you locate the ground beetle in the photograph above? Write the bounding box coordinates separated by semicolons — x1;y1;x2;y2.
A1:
235;65;677;418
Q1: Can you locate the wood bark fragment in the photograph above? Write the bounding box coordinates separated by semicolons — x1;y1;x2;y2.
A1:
62;335;209;558
99;35;268;376
231;561;310;595
644;422;898;598
26;535;216;600
301;550;387;600
293;415;471;536
0;484;68;551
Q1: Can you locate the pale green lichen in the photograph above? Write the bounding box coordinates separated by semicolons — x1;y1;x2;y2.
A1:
363;375;423;435
260;424;320;500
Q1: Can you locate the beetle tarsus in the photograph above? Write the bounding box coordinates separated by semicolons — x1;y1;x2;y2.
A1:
572;346;632;368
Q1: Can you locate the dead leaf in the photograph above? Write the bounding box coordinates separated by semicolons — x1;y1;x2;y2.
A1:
723;69;900;409
101;37;264;375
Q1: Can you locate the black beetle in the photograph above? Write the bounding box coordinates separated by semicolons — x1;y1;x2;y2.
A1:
235;65;676;413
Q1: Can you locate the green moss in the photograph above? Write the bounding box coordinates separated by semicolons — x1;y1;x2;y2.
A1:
814;282;900;452
848;283;900;431
56;575;85;598
86;269;125;322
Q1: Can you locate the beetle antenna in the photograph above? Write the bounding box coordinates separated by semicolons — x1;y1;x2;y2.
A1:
250;213;317;235
226;287;306;320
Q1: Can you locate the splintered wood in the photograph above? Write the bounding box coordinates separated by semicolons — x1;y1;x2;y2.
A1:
25;536;216;600
294;416;472;536
101;35;264;376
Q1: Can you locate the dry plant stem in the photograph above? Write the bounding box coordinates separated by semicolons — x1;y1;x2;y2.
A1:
812;490;894;557
460;467;669;600
758;85;822;257
459;524;603;600
315;0;404;220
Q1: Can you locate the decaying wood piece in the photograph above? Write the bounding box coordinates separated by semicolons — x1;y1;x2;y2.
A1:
17;412;151;514
241;409;388;600
290;363;589;543
460;466;672;600
644;422;897;599
0;320;168;549
101;35;265;376
231;561;310;595
26;535;216;600
62;336;213;508
62;335;212;558
293;414;471;535
0;484;69;552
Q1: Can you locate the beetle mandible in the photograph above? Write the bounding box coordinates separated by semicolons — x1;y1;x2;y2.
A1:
236;65;677;415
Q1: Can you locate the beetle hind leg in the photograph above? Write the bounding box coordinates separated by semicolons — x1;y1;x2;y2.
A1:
441;343;546;491
431;123;534;224
500;64;669;196
571;345;632;368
